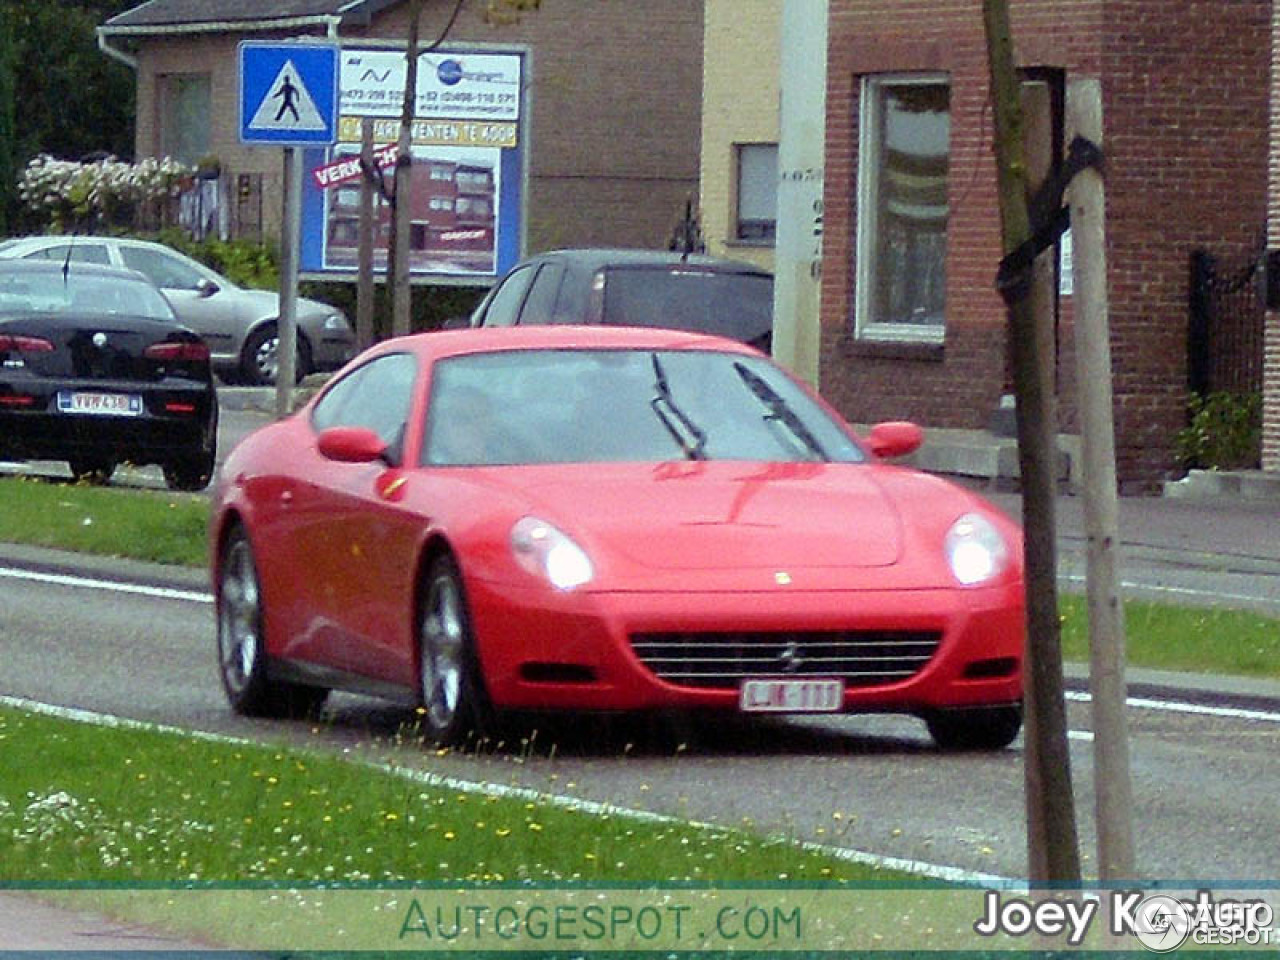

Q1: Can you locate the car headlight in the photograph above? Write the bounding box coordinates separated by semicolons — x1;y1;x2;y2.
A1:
510;517;594;591
944;512;1009;586
323;313;351;332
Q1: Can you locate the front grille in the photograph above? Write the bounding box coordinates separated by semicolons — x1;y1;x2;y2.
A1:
630;630;942;690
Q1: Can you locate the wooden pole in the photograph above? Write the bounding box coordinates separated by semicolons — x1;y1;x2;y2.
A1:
357;117;377;351
982;0;1081;884
390;0;422;338
1065;76;1135;881
275;147;302;417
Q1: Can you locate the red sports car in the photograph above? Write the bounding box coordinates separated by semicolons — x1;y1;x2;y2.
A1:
211;327;1025;749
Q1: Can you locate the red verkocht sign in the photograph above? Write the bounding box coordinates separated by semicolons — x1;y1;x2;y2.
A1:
312;143;399;190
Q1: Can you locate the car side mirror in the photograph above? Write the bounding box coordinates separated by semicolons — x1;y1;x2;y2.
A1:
196;278;219;298
866;421;923;459
317;426;388;464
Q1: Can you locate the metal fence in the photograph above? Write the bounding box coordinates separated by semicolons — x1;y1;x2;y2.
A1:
1188;248;1265;397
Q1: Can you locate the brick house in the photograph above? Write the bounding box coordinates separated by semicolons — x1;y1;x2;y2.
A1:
1268;2;1280;474
97;0;704;268
820;0;1270;491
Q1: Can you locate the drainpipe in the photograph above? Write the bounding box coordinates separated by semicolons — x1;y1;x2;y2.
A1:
96;30;138;71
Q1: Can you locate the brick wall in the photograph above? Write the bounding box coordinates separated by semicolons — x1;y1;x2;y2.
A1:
129;0;703;258
1267;0;1280;472
822;0;1268;491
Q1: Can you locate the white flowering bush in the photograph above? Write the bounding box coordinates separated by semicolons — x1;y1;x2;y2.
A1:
17;154;193;232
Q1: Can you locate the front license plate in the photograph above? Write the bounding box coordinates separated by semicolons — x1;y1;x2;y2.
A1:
739;678;844;713
57;392;143;417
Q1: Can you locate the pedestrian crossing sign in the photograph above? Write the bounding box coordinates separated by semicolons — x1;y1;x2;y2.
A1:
239;41;338;146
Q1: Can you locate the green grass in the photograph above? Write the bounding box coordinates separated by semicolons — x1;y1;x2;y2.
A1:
0;476;207;567
0;704;889;887
1060;594;1280;679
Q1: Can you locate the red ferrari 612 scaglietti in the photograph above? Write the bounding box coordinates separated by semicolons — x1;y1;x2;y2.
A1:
211;326;1025;750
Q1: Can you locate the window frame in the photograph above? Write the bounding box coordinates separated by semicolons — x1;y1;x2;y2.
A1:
854;72;951;345
734;142;779;246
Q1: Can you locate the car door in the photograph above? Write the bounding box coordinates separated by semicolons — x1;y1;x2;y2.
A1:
116;243;245;363
292;351;423;687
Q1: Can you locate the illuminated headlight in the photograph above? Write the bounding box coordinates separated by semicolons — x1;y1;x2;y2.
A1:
511;517;594;591
323;313;351;332
944;513;1009;585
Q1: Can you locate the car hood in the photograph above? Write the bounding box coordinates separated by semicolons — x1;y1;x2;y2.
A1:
513;461;904;570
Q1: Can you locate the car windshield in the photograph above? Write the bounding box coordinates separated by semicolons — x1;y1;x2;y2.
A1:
422;349;865;467
601;267;773;347
0;269;174;321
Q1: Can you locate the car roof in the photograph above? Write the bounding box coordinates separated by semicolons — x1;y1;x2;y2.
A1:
0;234;158;251
0;258;152;282
527;247;772;276
378;324;762;365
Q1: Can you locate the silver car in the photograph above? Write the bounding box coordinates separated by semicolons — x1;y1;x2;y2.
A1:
0;235;355;385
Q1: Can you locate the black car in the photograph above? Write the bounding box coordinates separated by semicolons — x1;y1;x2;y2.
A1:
0;260;218;490
468;248;774;350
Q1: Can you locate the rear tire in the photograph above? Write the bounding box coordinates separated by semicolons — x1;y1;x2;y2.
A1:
216;526;327;718
417;553;492;746
163;404;218;491
68;457;117;485
925;704;1022;751
163;447;216;492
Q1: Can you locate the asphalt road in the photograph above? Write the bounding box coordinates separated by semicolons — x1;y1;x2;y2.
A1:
3;396;1279;883
0;551;1278;884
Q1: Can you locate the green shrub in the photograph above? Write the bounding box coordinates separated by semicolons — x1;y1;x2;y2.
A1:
1175;391;1262;470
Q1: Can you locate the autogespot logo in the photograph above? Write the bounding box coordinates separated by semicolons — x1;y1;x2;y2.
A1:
437;59;464;86
1131;895;1192;953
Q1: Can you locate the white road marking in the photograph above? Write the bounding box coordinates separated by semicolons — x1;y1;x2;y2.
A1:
1066;690;1280;725
1059;572;1275;608
0;565;211;605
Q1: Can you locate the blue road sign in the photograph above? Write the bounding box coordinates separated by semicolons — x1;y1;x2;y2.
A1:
239;41;339;146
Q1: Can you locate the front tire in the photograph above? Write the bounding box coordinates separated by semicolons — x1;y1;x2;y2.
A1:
925;704;1023;751
418;553;491;745
240;323;312;386
216;526;326;718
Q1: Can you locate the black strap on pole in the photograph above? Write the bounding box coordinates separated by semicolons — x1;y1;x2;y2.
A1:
996;135;1105;306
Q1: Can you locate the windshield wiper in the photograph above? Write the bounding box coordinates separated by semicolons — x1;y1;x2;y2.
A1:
732;361;828;461
650;353;707;460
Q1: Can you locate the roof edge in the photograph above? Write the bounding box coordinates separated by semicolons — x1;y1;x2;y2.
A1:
99;15;340;38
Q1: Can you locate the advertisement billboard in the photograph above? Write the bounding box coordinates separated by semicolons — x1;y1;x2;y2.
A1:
299;47;525;282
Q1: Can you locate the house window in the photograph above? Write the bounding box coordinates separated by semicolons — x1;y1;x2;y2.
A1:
855;75;950;342
160;74;211;166
735;143;778;244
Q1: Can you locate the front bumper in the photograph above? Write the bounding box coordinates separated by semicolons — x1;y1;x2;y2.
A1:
467;578;1024;716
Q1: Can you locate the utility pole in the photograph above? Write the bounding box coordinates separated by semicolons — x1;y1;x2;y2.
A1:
1065;76;1135;882
356;117;377;351
981;0;1081;884
389;0;423;338
275;147;303;417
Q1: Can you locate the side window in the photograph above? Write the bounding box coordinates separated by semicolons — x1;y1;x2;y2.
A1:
119;247;207;291
25;244;111;265
476;265;536;327
311;352;418;460
517;263;565;325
